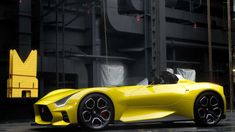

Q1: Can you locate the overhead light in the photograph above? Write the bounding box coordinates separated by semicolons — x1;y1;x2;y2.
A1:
233;69;235;72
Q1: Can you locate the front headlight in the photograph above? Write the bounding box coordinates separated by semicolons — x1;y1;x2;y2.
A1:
55;94;75;108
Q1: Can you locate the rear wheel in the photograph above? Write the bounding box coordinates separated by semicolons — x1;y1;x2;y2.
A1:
194;92;224;126
78;94;114;130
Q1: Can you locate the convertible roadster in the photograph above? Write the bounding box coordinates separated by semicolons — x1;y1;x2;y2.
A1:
34;72;226;130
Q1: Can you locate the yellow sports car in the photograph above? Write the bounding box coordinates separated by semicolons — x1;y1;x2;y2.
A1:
34;72;226;130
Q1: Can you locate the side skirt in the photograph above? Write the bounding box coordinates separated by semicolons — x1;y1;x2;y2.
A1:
113;115;191;124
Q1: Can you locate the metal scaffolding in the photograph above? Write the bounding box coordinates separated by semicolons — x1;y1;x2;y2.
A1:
40;0;101;88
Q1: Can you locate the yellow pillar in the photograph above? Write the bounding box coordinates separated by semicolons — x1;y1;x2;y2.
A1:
7;50;38;98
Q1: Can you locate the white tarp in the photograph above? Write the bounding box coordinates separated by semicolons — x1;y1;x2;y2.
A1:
166;68;174;74
177;68;196;81
100;62;126;86
234;0;235;12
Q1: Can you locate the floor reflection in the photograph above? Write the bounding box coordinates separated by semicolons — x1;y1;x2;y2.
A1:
1;111;235;132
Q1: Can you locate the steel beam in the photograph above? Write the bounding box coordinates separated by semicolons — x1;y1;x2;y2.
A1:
41;0;66;17
227;0;233;111
39;0;44;97
91;3;100;86
144;0;149;78
151;0;167;78
166;40;228;50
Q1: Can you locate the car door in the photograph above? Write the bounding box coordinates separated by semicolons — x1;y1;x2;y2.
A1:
122;84;185;106
149;84;186;106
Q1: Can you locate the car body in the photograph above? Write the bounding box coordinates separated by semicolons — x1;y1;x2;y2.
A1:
34;73;226;130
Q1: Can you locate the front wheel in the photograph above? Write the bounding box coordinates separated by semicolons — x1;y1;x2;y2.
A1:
194;92;224;126
78;93;114;130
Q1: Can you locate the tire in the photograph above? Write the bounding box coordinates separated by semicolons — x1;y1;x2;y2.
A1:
78;93;114;130
194;92;224;126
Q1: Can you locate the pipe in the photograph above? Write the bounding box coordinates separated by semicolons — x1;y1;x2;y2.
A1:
106;0;143;34
62;0;65;87
67;54;135;61
207;0;213;81
56;0;59;88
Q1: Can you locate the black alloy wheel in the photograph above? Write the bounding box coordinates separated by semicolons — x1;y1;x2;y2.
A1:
78;94;114;130
194;92;224;126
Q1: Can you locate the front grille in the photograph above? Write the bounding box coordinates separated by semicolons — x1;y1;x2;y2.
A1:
38;105;53;122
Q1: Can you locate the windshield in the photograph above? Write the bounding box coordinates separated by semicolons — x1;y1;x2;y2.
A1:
136;78;149;85
105;72;185;87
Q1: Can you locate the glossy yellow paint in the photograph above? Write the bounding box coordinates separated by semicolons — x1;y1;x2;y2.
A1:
120;107;175;122
7;50;38;98
34;79;226;126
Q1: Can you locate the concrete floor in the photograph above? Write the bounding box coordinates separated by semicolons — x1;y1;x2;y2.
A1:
0;111;235;132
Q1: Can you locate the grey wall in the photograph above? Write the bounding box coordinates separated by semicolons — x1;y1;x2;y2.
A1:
0;0;232;97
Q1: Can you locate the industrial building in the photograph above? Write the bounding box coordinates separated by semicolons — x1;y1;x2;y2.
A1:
0;0;235;131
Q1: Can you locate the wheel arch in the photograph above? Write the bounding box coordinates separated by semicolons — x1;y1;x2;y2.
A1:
193;90;225;118
77;92;116;123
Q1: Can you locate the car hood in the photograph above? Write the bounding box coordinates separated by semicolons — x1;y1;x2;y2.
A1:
36;89;81;104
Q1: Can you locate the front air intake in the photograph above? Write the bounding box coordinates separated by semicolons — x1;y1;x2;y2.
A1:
38;105;53;122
